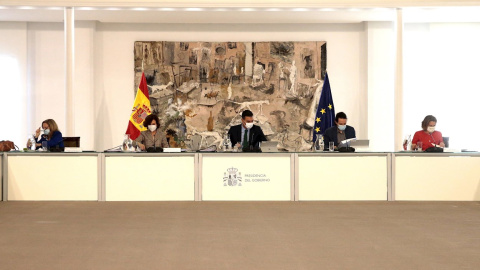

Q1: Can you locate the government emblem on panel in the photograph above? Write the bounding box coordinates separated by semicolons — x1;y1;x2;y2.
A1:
223;167;242;187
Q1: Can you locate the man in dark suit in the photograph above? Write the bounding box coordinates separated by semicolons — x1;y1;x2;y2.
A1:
228;110;267;151
323;112;356;150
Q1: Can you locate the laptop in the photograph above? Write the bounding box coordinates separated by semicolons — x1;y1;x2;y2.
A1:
260;141;278;152
348;140;369;148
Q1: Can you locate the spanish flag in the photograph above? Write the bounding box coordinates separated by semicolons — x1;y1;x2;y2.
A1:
126;72;151;140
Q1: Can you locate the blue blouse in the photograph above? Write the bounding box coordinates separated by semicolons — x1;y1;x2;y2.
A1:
37;131;65;149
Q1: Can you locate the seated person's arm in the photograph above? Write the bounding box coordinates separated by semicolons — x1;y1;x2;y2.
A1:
258;129;267;142
411;135;418;150
254;128;267;148
47;132;63;148
227;127;236;146
31;127;42;148
35;136;46;149
438;134;445;147
134;134;146;151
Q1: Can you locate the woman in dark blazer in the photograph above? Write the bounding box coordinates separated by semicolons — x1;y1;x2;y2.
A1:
27;119;65;150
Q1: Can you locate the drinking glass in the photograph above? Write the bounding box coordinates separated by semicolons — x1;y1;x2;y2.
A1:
417;141;423;152
42;141;48;151
329;141;335;152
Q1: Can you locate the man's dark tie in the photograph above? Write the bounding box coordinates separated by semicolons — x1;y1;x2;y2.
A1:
242;129;249;149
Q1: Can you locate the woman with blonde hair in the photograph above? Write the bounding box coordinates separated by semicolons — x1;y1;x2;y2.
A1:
27;119;64;150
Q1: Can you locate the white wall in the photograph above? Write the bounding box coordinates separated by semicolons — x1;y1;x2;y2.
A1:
0;22;27;146
404;22;480;150
27;22;65;137
0;22;96;150
1;21;391;151
367;21;395;151
94;22;369;150
74;21;96;149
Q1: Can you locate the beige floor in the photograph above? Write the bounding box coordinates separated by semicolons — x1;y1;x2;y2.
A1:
0;201;479;270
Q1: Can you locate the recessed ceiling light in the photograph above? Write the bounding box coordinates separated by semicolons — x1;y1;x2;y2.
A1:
77;7;96;11
292;8;309;12
18;6;35;10
239;8;256;12
372;8;394;12
185;7;204;11
132;7;149;11
318;8;335;12
158;7;176;11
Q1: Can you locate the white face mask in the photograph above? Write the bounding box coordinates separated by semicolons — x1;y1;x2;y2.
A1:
245;123;254;129
148;125;157;132
338;125;346;131
427;126;435;133
44;129;50;135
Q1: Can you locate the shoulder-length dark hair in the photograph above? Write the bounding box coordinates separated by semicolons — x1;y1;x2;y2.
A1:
42;119;59;139
421;115;437;131
143;114;160;130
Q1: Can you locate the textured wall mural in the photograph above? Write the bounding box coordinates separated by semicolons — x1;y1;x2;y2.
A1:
134;41;327;151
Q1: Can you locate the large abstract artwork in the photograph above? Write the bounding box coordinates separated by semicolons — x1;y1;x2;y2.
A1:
134;41;327;151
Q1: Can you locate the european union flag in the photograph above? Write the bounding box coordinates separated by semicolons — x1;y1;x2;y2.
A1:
312;72;335;142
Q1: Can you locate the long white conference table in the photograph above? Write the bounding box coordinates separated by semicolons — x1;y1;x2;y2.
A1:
2;152;480;201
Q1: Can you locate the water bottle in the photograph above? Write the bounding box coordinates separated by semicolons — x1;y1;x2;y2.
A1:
403;135;412;151
314;134;324;152
123;134;132;151
319;136;324;151
29;135;36;150
226;137;232;151
223;134;230;152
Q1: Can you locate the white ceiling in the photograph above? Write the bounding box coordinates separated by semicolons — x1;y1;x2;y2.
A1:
1;6;480;23
2;0;480;8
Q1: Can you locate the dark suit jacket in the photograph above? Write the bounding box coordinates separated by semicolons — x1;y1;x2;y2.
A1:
323;125;356;147
36;131;64;150
228;124;267;149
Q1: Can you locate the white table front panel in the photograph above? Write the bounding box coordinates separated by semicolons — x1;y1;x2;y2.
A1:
395;156;480;201
299;156;388;200
8;156;98;201
202;155;291;201
105;156;195;201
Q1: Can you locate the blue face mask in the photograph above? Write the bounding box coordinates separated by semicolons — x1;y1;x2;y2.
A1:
338;125;346;131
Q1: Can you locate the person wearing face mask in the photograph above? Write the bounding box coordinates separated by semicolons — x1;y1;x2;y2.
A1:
134;114;169;151
322;112;356;150
228;110;267;151
411;115;445;151
27;119;65;150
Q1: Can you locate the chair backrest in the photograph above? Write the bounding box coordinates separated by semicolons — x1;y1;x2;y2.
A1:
442;137;449;148
63;137;80;147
